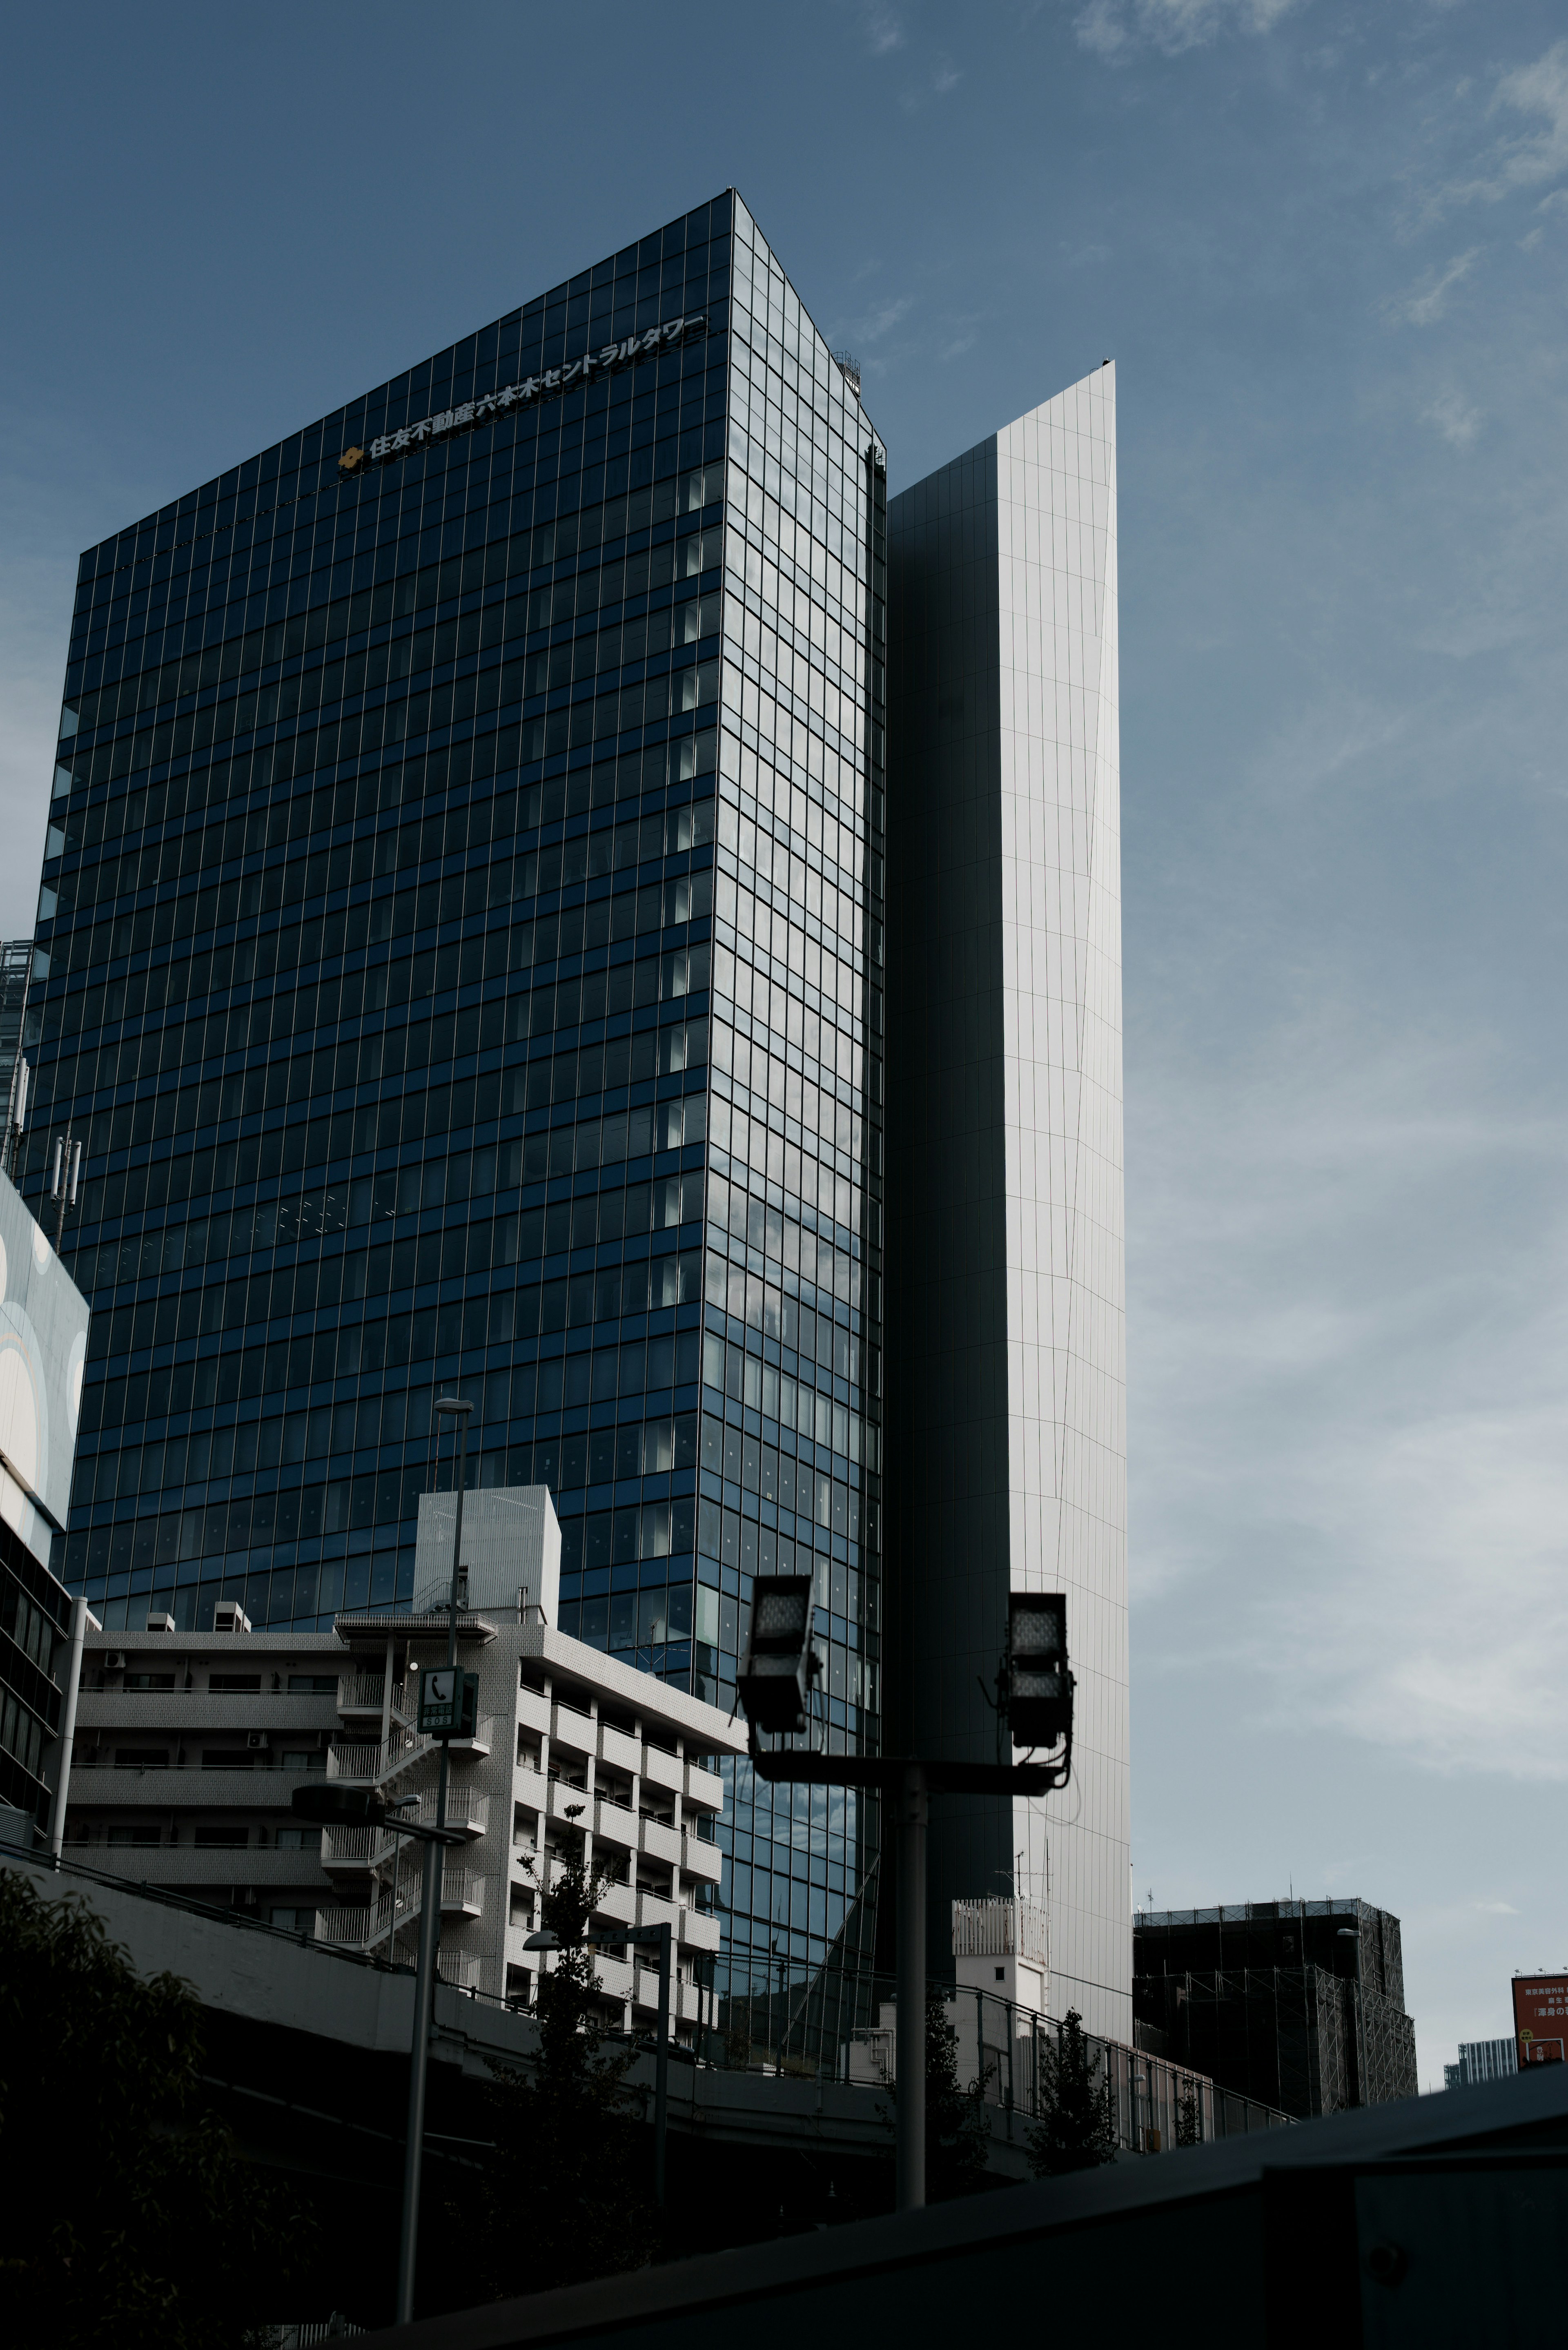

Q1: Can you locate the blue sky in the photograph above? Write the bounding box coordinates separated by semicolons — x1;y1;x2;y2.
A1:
4;0;1567;2082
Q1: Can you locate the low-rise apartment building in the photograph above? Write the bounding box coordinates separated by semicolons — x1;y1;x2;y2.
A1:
62;1485;744;2029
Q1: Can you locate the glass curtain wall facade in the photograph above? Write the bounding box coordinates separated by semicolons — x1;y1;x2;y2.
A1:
23;188;884;2011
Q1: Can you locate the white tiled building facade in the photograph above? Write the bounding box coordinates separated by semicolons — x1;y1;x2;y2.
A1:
886;368;1128;2038
62;1486;744;2029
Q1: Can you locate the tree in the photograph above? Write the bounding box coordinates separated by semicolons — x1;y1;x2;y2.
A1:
922;1984;996;2198
1025;2008;1119;2177
880;1986;995;2201
0;1868;313;2348
1175;2080;1203;2147
464;1839;657;2298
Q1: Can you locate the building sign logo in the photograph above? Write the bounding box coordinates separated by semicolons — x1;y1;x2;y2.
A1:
340;314;708;478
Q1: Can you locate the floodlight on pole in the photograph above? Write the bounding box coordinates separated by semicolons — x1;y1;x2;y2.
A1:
737;1574;820;1735
1003;1592;1073;1755
735;1584;1076;2215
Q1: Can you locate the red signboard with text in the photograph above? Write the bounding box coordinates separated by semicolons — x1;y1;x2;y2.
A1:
1512;1974;1568;2068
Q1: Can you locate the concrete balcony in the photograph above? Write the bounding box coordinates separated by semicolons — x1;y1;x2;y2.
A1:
642;1746;682;1796
627;1964;715;2024
601;1723;641;1777
594;1952;635;2001
439;1868;486;1919
316;1887;416;1951
546;1779;591;1829
446;1715;498;1760
594;1797;639;1851
679;1908;721;1954
517;1685;551;1738
67;1763;323;1809
74;1842;329;1889
326;1731;425;1784
320;1826;385;1876
316;1866;486;1942
595;1879;638;1926
75;1692;337;1736
414;1789;488;1837
552;1701;597;1761
687;1763;723;1813
639;1817;682;1868
682;1832;723;1884
675;1978;715;2024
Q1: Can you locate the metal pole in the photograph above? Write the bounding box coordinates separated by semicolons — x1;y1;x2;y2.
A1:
49;1594;99;1862
894;1760;927;2212
394;1401;469;2327
654;1920;671;2208
396;1834;443;2327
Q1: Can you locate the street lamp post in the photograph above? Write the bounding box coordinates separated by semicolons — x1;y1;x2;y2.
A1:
291;1784;463;2328
736;1582;1074;2213
390;1394;476;2326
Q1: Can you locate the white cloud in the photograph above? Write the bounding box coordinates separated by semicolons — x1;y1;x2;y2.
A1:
1132;1007;1568;1784
1488;38;1568;193
859;2;906;54
1429;38;1568;215
855;294;914;342
1384;247;1480;326
1077;0;1300;60
1423;388;1482;446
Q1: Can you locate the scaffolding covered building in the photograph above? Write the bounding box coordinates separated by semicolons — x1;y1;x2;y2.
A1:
0;941;33;1149
1133;1897;1418;2119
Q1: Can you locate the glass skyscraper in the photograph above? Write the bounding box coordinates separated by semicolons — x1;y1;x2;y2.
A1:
27;190;886;2004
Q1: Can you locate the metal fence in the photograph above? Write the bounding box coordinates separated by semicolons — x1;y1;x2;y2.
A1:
702;1970;1292;2152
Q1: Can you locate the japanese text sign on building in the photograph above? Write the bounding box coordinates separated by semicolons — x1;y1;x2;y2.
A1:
339;315;709;479
1512;1973;1568;2068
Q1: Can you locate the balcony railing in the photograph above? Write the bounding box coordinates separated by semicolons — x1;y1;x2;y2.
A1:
337;1676;410;1722
325;1730;426;1783
315;1866;487;1944
315;1888;417;1949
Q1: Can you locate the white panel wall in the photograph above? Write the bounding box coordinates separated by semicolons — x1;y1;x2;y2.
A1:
994;372;1127;2038
886;368;1127;2039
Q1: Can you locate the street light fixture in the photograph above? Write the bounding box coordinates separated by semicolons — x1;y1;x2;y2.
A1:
1002;1592;1072;1754
339;1391;477;2333
737;1574;819;1735
738;1585;1074;2213
291;1780;464;2321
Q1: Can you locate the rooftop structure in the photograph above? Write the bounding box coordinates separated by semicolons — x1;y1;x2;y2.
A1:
1134;1897;1418;2116
1445;2036;1517;2091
